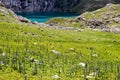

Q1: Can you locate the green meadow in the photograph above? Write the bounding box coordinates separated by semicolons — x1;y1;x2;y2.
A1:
0;21;120;80
0;3;120;80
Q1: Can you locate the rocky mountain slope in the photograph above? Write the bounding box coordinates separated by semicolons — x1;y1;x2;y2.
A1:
74;4;120;29
0;0;120;13
0;0;80;12
0;1;120;33
0;1;41;27
47;3;120;32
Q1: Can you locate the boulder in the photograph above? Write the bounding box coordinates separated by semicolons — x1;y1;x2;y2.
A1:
0;1;4;7
113;17;120;23
74;16;86;22
87;18;104;27
110;26;120;33
18;16;31;23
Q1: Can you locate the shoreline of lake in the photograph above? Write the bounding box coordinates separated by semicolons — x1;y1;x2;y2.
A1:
16;12;79;23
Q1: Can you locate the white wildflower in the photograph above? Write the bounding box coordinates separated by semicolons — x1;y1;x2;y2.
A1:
78;63;86;67
34;59;38;62
51;50;60;55
52;75;60;79
51;50;56;53
85;72;96;79
77;29;84;32
55;51;60;55
34;59;38;63
92;54;98;57
70;48;75;51
2;52;6;56
30;57;34;62
89;72;97;76
86;75;93;79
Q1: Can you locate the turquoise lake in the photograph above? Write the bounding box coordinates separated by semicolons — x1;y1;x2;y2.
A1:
17;12;79;23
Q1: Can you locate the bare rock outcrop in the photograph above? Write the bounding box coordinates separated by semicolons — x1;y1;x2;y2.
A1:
0;0;120;13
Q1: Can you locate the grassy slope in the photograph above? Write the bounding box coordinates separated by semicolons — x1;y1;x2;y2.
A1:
46;17;84;28
47;4;120;28
0;4;120;80
79;3;120;27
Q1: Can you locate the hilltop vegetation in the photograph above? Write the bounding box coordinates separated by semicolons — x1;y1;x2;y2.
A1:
0;3;120;80
47;4;120;32
74;3;120;28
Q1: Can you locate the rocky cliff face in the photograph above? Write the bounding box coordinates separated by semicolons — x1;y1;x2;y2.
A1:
0;0;80;13
71;0;120;13
0;0;120;13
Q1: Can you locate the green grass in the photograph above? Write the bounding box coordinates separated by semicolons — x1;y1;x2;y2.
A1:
79;3;120;27
0;4;120;80
47;4;120;28
46;17;84;28
0;20;120;80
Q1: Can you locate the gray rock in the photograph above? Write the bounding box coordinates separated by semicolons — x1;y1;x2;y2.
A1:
0;1;4;7
18;16;31;23
113;17;120;23
110;26;120;33
0;0;80;13
0;0;120;13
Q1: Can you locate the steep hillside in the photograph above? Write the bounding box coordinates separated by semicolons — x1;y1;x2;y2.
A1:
47;4;120;32
0;2;18;23
0;1;32;23
74;3;120;30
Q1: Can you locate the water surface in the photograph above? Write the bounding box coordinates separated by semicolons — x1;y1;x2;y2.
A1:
17;12;79;23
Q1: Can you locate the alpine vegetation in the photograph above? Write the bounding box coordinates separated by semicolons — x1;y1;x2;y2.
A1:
0;1;120;80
